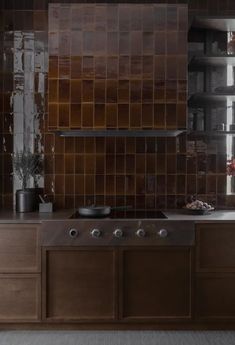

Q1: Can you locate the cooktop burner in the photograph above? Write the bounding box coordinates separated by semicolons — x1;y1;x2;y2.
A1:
70;209;167;219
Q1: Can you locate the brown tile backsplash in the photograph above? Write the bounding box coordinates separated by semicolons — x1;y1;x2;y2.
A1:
1;1;235;209
48;4;187;132
46;3;190;209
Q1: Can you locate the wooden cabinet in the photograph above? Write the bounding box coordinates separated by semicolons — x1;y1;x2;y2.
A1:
0;274;41;322
0;224;41;273
43;247;117;321
0;224;41;322
120;247;193;320
196;273;235;320
3;220;235;327
43;246;193;322
196;223;235;320
196;223;235;272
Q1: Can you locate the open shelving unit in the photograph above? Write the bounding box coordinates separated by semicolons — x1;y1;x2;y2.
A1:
189;15;235;194
192;16;235;32
189;55;235;67
189;93;235;105
188;16;235;132
188;130;235;137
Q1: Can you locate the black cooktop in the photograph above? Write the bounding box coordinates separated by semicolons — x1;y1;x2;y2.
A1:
70;210;167;219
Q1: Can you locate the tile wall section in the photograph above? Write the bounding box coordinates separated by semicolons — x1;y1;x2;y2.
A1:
46;3;188;209
48;4;187;130
1;0;235;209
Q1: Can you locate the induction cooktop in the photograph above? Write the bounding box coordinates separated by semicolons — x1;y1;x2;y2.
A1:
70;209;167;219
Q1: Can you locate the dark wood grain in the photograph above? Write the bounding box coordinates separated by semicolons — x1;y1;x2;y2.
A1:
119;247;193;320
0;274;41;322
43;247;117;321
0;224;41;273
196;223;235;272
196;223;235;321
196;273;235;320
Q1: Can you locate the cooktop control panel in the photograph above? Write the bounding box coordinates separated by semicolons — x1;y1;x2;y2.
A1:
42;220;195;247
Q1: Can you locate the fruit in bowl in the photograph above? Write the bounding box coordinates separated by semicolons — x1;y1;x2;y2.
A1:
184;199;214;214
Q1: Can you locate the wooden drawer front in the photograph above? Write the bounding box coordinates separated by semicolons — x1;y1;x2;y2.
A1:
44;247;117;321
120;247;192;320
196;274;235;320
0;274;41;322
196;223;235;272
0;224;40;273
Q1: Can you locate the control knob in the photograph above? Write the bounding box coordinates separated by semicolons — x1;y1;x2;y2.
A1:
113;229;123;238
136;228;146;238
158;229;168;238
90;228;102;238
69;228;79;238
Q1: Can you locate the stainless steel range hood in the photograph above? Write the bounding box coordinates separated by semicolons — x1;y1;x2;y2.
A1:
55;130;186;137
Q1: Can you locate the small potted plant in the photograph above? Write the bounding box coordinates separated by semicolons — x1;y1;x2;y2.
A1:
12;150;43;212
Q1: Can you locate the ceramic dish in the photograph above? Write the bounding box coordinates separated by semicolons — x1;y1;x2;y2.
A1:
183;207;215;215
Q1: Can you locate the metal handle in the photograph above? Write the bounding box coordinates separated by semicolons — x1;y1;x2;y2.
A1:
69;228;78;238
113;229;123;238
91;228;101;238
136;228;146;238
158;229;168;238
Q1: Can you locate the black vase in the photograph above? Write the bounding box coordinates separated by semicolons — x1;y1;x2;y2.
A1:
15;189;36;213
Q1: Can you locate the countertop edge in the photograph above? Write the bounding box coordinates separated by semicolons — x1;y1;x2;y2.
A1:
0;209;235;223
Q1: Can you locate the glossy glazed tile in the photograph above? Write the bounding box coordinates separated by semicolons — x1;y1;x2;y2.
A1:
2;1;234;209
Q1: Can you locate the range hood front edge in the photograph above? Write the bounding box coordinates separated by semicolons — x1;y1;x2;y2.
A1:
55;130;186;138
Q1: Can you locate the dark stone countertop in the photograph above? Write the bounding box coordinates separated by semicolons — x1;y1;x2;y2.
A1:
0;209;235;223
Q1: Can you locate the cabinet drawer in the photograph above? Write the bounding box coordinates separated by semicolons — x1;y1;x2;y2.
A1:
0;274;41;322
196;223;235;272
196;273;235;320
0;224;41;273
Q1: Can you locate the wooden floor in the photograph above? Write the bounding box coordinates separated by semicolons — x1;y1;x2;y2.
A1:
0;331;234;345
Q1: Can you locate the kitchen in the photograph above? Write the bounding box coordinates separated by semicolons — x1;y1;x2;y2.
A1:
1;1;235;344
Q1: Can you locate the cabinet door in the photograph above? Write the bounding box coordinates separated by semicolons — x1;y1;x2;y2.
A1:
196;223;235;320
196;223;235;272
196;273;235;320
0;224;41;273
120;247;192;320
43;247;117;321
0;274;41;322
